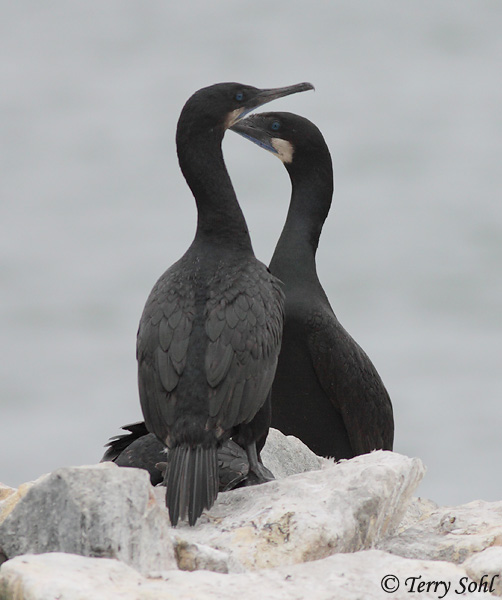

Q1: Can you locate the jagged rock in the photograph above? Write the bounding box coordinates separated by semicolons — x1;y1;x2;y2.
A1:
3;446;500;599
162;451;425;571
0;463;176;575
173;538;236;574
0;553;144;600
0;549;494;600
464;547;502;596
0;485;16;502
0;476;48;527
378;500;502;564
260;428;329;478
0;485;16;530
396;496;439;532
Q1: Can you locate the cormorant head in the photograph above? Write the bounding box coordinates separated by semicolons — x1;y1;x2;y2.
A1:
176;83;314;142
230;111;331;170
231;111;334;230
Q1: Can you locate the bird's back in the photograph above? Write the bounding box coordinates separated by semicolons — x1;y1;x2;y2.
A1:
137;244;284;449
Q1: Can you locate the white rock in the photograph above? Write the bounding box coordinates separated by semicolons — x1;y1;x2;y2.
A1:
0;553;144;600
378;500;502;564
397;496;439;532
0;474;48;526
173;538;235;574
0;484;16;502
0;463;176;575
161;451;425;571
0;484;17;530
260;428;329;478
463;547;502;596
0;549;495;600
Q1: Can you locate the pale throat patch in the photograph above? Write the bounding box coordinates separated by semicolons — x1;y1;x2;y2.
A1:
225;108;245;129
271;138;294;163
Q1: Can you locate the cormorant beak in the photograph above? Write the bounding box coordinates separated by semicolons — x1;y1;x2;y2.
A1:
226;82;314;128
250;82;315;110
230;117;278;155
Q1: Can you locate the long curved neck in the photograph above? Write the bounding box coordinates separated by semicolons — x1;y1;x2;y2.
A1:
177;129;253;253
270;161;333;286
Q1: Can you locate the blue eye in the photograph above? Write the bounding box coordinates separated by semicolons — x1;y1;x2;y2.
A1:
271;121;280;131
235;92;244;101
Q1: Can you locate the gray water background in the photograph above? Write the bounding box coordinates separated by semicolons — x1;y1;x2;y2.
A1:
1;1;501;506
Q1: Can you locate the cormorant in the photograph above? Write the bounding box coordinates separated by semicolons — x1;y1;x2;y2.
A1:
230;112;394;459
102;422;164;485
101;421;255;490
137;83;313;526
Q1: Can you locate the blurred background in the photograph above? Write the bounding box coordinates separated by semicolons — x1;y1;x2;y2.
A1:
1;1;500;505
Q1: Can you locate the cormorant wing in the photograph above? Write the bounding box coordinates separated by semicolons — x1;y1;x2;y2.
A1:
137;264;196;438
101;421;150;462
204;263;284;432
307;309;394;456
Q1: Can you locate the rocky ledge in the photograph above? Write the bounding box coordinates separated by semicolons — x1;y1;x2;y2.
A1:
0;429;501;599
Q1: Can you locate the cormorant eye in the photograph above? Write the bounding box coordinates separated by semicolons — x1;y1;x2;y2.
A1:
235;92;244;102
271;121;280;131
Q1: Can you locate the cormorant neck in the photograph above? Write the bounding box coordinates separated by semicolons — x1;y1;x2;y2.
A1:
177;129;253;253
270;161;333;285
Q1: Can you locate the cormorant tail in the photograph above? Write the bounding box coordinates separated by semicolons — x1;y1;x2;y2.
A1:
166;444;219;526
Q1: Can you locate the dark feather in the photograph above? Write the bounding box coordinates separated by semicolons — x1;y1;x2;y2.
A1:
158;317;174;352
309;312;394;454
205;341;233;388
100;421;150;462
165;445;218;527
205;313;226;342
156;347;179;393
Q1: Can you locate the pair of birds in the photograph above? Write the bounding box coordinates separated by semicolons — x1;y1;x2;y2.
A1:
103;82;394;527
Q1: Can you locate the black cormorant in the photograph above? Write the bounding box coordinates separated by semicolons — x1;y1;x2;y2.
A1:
102;422;164;485
230;112;394;459
137;84;313;526
101;421;254;490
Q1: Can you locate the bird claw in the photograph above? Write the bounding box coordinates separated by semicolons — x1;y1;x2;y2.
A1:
245;462;275;486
